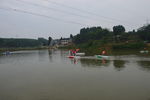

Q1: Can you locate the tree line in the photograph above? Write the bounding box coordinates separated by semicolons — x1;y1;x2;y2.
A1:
0;38;48;48
72;24;150;49
73;24;149;44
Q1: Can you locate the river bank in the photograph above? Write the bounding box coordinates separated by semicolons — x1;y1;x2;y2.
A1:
0;46;49;53
59;42;150;56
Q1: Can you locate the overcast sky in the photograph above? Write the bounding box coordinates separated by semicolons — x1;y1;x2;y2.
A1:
0;0;150;39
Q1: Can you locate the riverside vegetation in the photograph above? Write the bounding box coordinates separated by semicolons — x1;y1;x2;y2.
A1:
1;24;150;54
0;38;48;52
64;24;150;55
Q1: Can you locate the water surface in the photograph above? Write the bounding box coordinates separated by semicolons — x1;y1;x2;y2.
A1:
0;50;150;100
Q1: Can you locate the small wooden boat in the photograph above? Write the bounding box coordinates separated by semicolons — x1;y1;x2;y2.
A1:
95;55;109;59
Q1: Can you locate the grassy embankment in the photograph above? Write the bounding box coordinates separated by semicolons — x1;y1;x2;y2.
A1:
59;41;150;56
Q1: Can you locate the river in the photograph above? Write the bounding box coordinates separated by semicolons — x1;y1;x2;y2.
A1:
0;50;150;100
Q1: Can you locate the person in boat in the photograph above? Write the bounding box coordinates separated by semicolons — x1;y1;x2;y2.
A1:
99;48;106;55
101;50;106;55
76;49;80;52
69;49;76;56
69;49;73;56
72;50;76;56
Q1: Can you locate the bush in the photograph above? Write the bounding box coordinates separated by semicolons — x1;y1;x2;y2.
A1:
112;42;146;49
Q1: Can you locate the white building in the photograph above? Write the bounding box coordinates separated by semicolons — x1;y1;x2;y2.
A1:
60;38;72;45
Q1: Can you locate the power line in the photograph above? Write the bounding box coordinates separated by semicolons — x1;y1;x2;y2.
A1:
0;7;88;26
16;0;94;19
15;0;123;25
44;0;131;24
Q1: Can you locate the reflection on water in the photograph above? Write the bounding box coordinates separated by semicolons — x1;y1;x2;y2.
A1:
80;59;110;67
0;50;50;64
0;50;150;100
113;60;126;71
69;58;79;64
138;61;150;71
48;50;53;62
38;50;50;62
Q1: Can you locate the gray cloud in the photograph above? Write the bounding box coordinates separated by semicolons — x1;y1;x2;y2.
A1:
0;0;150;39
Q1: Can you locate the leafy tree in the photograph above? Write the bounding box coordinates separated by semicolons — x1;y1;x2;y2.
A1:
113;25;125;42
70;34;73;39
0;38;4;47
137;24;150;42
73;26;110;44
113;25;125;36
38;38;48;46
48;37;52;46
0;38;41;47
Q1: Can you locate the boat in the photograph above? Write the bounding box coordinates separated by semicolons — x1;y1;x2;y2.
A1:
67;56;80;59
67;56;75;58
95;55;109;59
2;51;12;55
76;53;85;56
140;50;149;53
